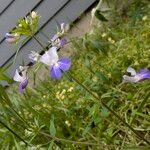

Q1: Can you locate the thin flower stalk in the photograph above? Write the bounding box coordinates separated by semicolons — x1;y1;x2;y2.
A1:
0;119;32;146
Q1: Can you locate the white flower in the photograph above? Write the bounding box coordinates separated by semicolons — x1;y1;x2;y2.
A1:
31;11;38;19
39;47;58;66
13;66;29;93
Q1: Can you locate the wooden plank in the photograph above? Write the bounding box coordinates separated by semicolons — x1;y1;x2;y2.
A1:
0;0;13;13
0;0;15;16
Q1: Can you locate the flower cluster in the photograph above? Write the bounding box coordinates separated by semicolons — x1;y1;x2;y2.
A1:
12;21;71;93
5;11;39;44
13;66;29;94
50;23;69;47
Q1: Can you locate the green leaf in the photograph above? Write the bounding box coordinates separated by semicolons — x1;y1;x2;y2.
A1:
95;71;109;83
14;139;23;150
94;10;108;22
50;118;56;137
48;140;55;150
0;85;11;105
0;67;13;84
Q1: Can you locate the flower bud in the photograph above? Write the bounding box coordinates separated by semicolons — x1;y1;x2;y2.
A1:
5;33;20;44
31;11;38;19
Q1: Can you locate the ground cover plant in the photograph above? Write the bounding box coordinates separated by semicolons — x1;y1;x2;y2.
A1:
0;0;150;149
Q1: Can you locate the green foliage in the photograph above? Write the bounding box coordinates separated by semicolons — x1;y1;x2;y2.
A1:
11;11;39;36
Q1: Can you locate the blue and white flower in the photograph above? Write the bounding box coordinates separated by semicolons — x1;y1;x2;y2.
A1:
50;23;69;47
13;66;28;93
39;46;71;79
123;67;150;83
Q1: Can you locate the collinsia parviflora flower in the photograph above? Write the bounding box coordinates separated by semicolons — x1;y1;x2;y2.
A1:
123;67;150;83
51;36;67;47
5;33;20;44
13;66;29;94
59;23;70;35
39;46;71;79
50;23;69;47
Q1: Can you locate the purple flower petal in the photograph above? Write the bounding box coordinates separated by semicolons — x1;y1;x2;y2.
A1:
58;58;71;72
138;69;150;80
19;79;28;94
5;33;20;44
60;38;67;46
5;33;15;38
50;65;62;80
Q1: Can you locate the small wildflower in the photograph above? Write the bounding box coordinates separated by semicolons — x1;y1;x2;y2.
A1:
61;89;66;94
50;23;69;46
108;37;112;42
13;66;28;94
18;24;22;27
25;17;29;24
31;11;38;19
43;95;46;99
65;120;71;127
56;91;60;95
68;87;74;92
51;36;67;47
5;33;20;44
25;129;32;136
92;77;98;82
111;40;115;44
102;33;107;37
142;16;147;21
60;23;70;35
61;95;65;100
39;46;71;80
108;37;115;44
42;103;47;108
33;105;41;110
123;67;150;83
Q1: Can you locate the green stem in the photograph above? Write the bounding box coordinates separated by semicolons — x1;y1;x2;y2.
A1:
0;119;31;146
40;131;109;147
2;98;31;128
130;92;150;125
39;131;150;149
67;73;150;145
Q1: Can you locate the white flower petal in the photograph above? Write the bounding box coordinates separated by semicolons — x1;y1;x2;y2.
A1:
61;23;70;33
29;51;40;62
127;67;137;76
123;75;140;83
13;69;23;82
14;66;28;82
40;47;58;66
